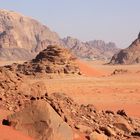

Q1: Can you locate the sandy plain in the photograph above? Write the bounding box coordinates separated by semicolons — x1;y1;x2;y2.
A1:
0;60;140;140
1;60;140;118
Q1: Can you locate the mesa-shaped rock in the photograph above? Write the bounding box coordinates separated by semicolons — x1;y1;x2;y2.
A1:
110;33;140;64
6;45;80;76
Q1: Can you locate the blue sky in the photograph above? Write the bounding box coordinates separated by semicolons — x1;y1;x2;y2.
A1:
0;0;140;48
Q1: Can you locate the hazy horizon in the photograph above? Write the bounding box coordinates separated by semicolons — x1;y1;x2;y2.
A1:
1;0;140;48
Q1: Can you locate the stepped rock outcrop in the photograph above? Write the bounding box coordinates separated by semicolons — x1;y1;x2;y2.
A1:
4;45;80;76
110;33;140;64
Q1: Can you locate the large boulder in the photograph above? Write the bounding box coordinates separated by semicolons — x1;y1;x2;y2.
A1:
89;132;107;140
114;118;133;133
7;100;73;140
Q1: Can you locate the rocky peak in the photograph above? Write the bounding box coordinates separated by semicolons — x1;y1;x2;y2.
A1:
63;36;119;60
110;32;140;64
63;36;81;49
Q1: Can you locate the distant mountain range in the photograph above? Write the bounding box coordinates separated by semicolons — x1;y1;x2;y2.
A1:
0;9;119;61
63;36;119;60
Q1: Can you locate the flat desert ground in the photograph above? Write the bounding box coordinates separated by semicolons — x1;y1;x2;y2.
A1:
1;60;140;119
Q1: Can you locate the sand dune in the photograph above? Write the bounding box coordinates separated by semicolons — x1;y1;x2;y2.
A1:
77;60;106;76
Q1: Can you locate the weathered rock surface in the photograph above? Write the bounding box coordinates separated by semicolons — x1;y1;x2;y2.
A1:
110;33;140;64
0;67;47;112
89;131;107;140
44;93;140;140
7;100;73;140
4;45;81;76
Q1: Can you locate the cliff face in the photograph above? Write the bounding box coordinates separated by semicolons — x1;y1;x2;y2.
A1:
110;33;140;65
63;36;119;61
0;9;62;60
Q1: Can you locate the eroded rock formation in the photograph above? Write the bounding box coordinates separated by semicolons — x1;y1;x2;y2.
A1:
4;45;81;76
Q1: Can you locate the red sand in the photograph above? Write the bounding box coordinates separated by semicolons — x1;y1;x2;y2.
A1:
0;125;34;140
77;60;105;76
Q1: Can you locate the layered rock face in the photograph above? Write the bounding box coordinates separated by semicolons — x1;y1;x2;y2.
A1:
0;9;61;60
63;36;119;60
5;45;80;76
110;33;140;65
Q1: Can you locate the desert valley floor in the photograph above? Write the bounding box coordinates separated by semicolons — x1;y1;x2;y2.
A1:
1;60;139;119
0;60;140;140
41;61;140;118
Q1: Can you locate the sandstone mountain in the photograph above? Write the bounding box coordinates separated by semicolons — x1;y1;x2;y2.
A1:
110;33;140;65
0;9;62;60
63;36;119;60
0;9;119;61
